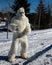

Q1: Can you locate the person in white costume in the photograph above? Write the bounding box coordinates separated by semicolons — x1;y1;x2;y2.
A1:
8;7;31;62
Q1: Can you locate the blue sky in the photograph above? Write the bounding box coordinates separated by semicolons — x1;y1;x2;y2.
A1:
0;0;52;13
28;0;52;13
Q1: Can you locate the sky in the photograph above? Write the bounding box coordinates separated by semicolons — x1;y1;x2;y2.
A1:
0;0;52;13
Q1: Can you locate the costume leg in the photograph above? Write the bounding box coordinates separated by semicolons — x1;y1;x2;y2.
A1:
20;37;28;59
8;35;19;62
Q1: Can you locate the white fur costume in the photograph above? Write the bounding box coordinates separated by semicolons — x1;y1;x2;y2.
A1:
8;7;31;62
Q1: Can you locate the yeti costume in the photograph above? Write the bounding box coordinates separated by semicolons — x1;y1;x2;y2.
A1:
8;7;31;62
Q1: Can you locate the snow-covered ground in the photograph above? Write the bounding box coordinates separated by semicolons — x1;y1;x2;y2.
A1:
0;22;6;27
0;29;52;65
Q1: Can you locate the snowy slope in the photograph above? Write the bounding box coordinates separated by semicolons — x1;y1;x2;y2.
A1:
0;29;52;65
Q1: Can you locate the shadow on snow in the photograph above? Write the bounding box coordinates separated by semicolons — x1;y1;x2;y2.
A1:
0;45;52;65
23;44;52;65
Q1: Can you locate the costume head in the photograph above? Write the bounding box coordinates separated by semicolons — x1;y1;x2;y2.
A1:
16;7;25;17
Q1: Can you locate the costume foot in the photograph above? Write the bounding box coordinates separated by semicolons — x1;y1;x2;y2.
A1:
21;53;28;59
8;58;16;62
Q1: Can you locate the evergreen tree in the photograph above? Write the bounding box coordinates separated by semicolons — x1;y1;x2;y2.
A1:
12;0;30;14
36;0;47;29
46;4;51;28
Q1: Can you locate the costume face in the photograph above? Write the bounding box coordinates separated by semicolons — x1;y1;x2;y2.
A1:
17;7;25;17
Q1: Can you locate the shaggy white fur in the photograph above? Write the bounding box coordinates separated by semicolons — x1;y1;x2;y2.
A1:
8;7;31;62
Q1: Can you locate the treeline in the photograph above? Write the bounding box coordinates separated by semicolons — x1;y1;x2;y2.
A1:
27;0;52;30
27;13;52;30
0;0;52;30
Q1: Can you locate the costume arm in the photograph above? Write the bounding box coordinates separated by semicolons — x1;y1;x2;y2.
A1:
8;17;17;32
18;18;31;38
22;21;31;35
